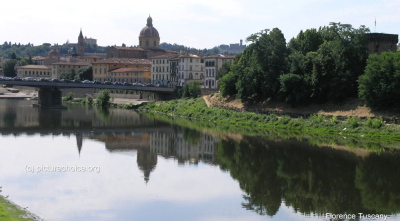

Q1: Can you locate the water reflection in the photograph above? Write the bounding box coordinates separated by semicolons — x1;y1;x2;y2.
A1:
0;100;400;220
217;136;400;218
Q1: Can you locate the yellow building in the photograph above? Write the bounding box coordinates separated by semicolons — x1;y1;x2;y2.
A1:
16;65;52;80
109;67;151;83
92;58;151;82
52;62;91;79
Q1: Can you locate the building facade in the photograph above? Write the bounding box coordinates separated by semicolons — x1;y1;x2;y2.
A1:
92;58;151;82
150;54;179;86
52;62;91;79
16;65;52;79
204;55;235;89
109;67;151;83
177;53;204;87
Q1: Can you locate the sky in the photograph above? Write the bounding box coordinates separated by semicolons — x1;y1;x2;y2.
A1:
0;0;399;49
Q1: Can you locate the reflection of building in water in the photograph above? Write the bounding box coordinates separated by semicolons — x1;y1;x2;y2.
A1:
76;133;83;155
137;147;157;184
91;132;157;183
0;100;39;128
150;132;217;165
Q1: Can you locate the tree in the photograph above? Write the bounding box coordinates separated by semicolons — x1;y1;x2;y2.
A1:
96;89;111;106
69;69;77;80
2;59;17;77
182;81;201;98
78;66;93;81
217;62;231;79
358;51;400;108
11;52;17;59
219;72;238;97
235;28;288;101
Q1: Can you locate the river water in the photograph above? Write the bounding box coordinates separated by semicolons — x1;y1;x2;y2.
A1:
0;100;399;221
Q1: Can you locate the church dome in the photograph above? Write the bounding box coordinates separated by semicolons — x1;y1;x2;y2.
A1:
48;50;60;58
139;16;159;38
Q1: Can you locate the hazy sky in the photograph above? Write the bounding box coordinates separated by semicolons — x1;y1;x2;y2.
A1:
1;0;399;49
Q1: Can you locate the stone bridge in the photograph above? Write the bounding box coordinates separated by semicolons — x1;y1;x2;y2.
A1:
0;80;175;107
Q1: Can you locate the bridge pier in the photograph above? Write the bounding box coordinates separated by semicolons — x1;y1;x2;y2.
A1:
38;88;64;108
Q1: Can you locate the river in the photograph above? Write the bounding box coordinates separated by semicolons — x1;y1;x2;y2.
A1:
0;100;399;221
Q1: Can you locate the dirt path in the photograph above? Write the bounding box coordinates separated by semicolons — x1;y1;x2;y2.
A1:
203;94;398;119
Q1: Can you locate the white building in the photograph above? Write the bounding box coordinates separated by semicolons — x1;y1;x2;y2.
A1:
204;55;235;89
177;53;204;87
150;54;179;86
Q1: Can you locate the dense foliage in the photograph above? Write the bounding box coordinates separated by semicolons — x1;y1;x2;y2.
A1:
2;56;35;77
96;89;111;106
0;42;107;58
220;23;370;106
182;81;202;98
358;51;400;108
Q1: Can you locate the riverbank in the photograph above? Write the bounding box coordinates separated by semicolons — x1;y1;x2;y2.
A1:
138;97;400;147
204;93;399;122
0;194;42;221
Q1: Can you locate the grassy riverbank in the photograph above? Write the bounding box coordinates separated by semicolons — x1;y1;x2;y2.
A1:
0;195;39;221
138;98;400;145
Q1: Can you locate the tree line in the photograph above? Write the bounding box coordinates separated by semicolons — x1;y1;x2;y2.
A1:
0;42;107;58
218;22;400;108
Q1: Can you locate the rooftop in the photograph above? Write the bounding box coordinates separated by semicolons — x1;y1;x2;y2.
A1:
93;58;151;65
16;65;51;70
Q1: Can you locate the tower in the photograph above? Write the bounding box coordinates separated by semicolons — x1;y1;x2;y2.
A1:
77;29;85;57
139;15;160;49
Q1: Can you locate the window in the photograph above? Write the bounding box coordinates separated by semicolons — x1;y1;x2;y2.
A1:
190;58;192;63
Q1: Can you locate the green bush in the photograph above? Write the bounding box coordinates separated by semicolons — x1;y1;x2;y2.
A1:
366;117;385;129
277;115;291;125
347;117;361;128
358;52;400;108
182;82;201;98
63;92;74;101
96;89;111;107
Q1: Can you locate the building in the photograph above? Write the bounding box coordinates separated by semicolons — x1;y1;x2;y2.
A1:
52;62;91;79
150;53;180;86
84;37;97;46
16;65;52;79
109;67;151;83
32;56;59;66
107;46;147;59
366;33;398;54
204;54;235;89
92;58;151;82
77;29;85;57
139;16;160;50
107;16;177;59
177;52;204;87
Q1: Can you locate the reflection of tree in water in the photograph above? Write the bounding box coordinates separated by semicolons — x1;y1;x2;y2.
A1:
355;153;400;214
217;136;400;217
